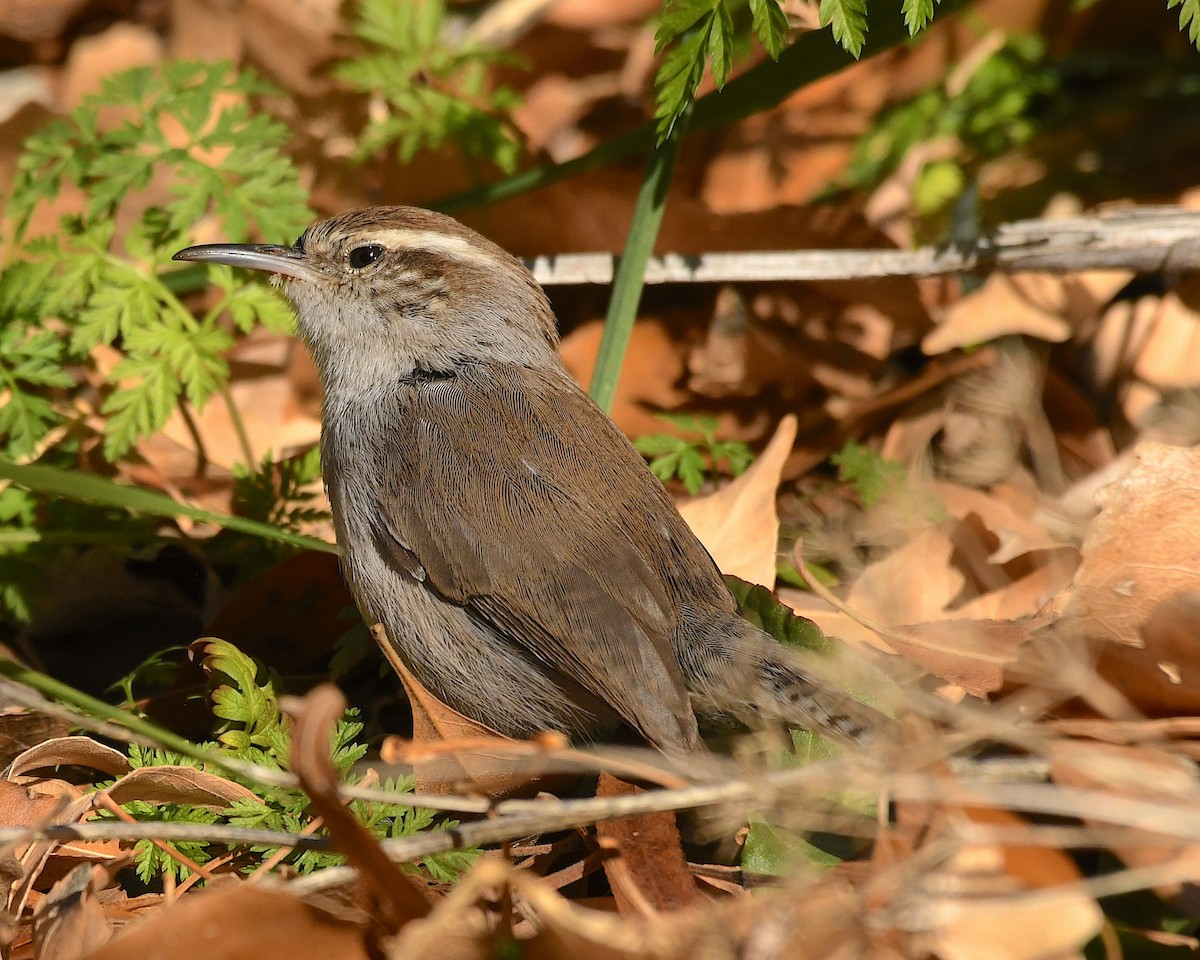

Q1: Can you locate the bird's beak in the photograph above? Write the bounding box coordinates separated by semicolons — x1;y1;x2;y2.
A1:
172;243;317;283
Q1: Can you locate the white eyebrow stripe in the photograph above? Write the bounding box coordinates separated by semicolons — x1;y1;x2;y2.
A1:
366;228;502;268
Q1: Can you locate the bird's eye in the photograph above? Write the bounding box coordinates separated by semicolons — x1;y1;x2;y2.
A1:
347;244;385;269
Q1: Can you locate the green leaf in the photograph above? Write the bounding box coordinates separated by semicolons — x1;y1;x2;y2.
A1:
333;0;524;172
912;158;964;216
633;433;684;457
1169;0;1200;48
741;818;842;875
222;280;295;333
677;446;706;494
749;0;789;58
3;59;311;463
901;0;939;33
724;575;832;655
818;0;867;57
829;440;904;507
707;2;736;89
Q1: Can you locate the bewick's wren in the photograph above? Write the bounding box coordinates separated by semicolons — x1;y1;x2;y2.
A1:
175;206;866;753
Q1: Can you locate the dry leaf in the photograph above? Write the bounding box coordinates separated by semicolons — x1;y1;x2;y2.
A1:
33;864;112;960
595;772;698;916
77;884;372;960
884;619;1033;697
679;415;797;587
0;710;73;771
923;273;1072;355
1069;442;1200;644
897;803;1102;960
287;685;431;933
103;766;257;809
1133;284;1200;388
559;319;690;440
1096;591;1200;716
6;738;130;781
933;482;1069;565
844;522;965;625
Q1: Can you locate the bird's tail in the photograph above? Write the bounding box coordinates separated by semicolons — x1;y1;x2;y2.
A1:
685;616;895;746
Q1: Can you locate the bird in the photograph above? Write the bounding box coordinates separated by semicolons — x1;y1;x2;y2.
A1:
174;206;868;754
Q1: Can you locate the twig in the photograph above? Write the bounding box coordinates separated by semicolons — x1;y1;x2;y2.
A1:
526;208;1200;286
93;793;218;884
0;674;492;814
287;685;432;927
285;758;1200;898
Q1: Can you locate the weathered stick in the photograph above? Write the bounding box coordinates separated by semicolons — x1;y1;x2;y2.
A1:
527;207;1200;285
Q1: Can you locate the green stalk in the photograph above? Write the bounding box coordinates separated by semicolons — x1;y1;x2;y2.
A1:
588;110;690;413
0;658;251;777
0;459;337;554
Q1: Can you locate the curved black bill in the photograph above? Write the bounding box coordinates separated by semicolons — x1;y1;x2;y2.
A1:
172;243;316;282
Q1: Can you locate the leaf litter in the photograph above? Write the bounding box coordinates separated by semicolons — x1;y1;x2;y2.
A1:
3;1;1200;958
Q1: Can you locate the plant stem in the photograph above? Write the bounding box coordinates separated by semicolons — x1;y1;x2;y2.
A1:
588;108;690;413
219;384;256;467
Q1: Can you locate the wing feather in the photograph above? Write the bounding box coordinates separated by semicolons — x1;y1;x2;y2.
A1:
371;363;700;750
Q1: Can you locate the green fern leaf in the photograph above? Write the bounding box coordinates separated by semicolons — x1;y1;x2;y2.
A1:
819;0;868;57
1169;0;1200;46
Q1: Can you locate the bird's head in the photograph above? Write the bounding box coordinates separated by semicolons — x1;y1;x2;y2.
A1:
174;205;561;394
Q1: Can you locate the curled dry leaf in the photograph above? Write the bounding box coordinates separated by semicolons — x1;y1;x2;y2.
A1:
287;684;431;933
932;481;1072;566
0;709;73;771
679;415;798;588
103;766;257;810
391;856;866;960
6;737;130;781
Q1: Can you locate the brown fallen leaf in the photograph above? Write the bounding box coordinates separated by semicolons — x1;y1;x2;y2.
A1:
884;619;1035;698
559;319;690;440
595;772;698;916
103;766;257;810
6;737;130;781
679;415;798;587
0;710;72;772
1065;443;1200;712
922;273;1073;355
880;789;1101;960
1096;591;1200;716
1132;280;1200;389
33;864;112;960
77;884;372;960
843;522;966;626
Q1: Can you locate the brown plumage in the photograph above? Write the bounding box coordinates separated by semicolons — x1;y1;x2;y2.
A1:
175;206;864;753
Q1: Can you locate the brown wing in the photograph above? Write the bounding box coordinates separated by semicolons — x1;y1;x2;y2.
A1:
370;362;700;752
